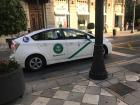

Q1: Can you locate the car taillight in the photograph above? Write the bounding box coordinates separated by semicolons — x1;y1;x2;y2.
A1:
11;41;20;52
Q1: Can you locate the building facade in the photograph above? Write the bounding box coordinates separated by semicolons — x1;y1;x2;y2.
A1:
21;0;125;33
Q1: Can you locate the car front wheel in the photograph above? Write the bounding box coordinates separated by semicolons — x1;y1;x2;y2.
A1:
25;54;46;71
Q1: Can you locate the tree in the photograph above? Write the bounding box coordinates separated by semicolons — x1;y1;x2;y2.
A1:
0;0;27;36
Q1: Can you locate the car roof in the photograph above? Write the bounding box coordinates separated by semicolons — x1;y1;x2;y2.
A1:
25;28;90;37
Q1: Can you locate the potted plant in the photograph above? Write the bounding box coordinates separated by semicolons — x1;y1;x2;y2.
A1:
0;59;25;105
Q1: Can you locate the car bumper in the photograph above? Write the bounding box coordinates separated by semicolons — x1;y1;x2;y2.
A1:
10;54;25;68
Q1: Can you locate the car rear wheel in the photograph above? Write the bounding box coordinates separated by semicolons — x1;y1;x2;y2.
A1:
25;54;46;71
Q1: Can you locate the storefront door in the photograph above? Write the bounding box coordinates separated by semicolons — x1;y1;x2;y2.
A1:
115;15;122;28
78;15;89;31
29;3;44;31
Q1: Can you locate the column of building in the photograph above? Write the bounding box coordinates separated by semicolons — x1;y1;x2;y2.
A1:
89;0;95;24
114;0;125;31
69;0;78;28
20;1;30;31
105;0;114;32
45;0;55;28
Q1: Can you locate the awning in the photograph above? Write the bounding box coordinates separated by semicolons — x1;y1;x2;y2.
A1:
77;11;89;15
54;11;70;15
77;4;89;15
54;4;69;15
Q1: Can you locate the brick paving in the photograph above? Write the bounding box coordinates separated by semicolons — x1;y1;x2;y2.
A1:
6;58;140;105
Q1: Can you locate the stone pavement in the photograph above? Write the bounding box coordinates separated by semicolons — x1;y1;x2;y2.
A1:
1;30;140;105
8;57;140;105
104;30;140;38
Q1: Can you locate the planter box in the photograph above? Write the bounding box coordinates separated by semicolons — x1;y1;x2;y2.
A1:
0;68;25;105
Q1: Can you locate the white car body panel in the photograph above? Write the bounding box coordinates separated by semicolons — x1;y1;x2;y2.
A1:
11;28;112;69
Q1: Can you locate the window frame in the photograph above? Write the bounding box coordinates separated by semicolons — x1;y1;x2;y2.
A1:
31;29;65;41
62;29;89;39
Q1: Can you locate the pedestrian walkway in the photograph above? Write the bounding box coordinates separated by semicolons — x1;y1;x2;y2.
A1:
104;30;140;38
1;30;140;105
9;58;140;105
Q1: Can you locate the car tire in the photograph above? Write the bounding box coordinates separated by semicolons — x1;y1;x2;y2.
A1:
103;45;108;58
92;45;108;58
25;54;46;71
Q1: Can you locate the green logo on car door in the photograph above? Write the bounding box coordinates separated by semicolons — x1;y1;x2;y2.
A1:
53;43;63;54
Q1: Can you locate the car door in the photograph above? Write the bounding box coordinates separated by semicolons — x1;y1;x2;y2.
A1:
62;29;81;60
62;29;94;60
78;32;95;57
31;29;68;63
69;29;94;58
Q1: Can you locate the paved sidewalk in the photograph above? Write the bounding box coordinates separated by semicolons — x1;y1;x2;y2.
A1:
104;30;140;38
1;30;140;105
8;57;140;105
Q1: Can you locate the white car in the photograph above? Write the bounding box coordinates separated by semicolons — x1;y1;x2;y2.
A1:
10;28;112;71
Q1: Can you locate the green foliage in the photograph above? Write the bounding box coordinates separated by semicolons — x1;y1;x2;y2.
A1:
0;59;19;75
0;0;27;36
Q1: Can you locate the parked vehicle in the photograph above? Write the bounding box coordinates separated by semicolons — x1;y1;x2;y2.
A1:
10;28;112;71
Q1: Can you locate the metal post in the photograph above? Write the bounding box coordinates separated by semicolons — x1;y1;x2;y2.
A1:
89;0;108;80
131;0;136;33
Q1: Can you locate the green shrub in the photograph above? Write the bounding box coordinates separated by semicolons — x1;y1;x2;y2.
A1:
0;0;27;36
0;59;19;75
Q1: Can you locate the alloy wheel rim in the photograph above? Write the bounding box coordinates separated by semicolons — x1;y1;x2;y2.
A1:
29;57;43;70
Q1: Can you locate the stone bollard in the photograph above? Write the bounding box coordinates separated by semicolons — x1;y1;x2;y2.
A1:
113;29;116;37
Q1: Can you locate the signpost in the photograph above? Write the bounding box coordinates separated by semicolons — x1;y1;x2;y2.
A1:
89;0;108;80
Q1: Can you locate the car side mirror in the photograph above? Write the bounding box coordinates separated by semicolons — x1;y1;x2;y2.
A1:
85;35;91;41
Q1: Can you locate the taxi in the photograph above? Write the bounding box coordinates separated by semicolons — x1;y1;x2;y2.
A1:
10;28;112;71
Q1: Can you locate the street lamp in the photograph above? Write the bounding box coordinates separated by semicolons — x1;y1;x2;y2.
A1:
131;0;136;33
89;0;108;80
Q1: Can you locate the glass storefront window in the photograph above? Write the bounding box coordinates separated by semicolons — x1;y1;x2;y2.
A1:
55;16;67;28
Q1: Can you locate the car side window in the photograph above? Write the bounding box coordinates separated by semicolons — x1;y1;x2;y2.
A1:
53;30;64;39
31;31;53;40
31;30;62;40
63;29;86;39
86;34;95;39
